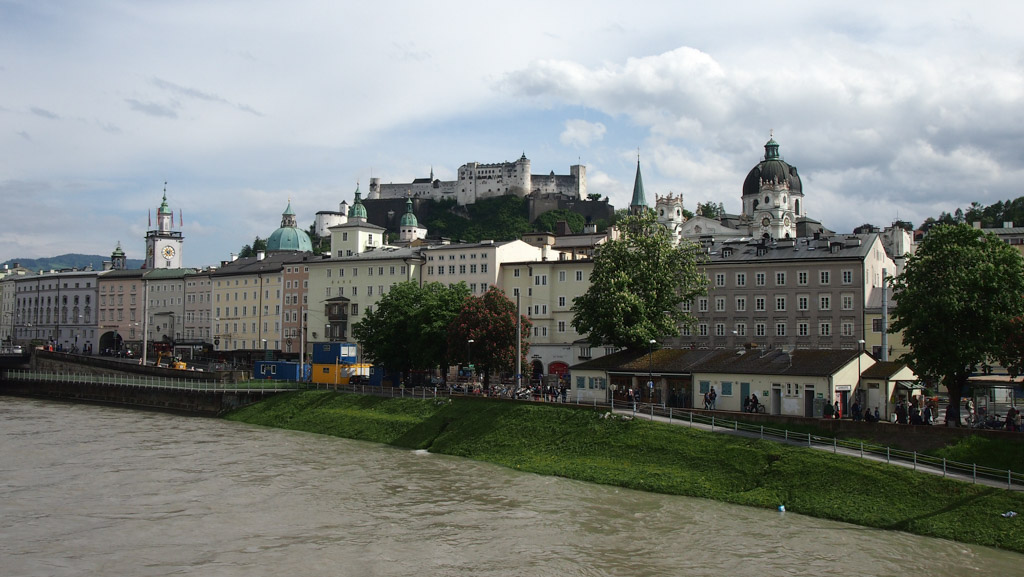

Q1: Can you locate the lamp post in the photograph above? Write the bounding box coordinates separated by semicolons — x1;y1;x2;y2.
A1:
857;339;866;420
648;339;656;403
467;338;475;387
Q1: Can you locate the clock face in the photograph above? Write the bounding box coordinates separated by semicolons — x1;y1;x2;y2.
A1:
784;217;792;227
162;245;176;260
761;217;771;227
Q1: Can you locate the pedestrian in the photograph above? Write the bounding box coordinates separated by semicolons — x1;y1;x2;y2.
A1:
709;386;717;410
833;400;841;419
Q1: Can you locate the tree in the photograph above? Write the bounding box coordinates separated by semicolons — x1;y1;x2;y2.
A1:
533;209;585;234
446;287;531;389
352;282;470;382
571;210;708;350
238;237;267;258
889;224;1024;424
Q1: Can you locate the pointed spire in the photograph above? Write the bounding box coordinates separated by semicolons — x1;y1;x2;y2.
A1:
629;154;648;212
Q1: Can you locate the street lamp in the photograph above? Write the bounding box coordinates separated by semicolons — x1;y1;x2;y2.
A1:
648;339;656;403
467;338;475;386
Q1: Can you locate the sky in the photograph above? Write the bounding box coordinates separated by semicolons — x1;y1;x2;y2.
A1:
2;1;1023;268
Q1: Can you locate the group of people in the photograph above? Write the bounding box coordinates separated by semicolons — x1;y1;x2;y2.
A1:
702;386;717;410
742;393;761;413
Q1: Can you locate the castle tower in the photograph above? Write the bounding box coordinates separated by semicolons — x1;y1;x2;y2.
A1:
144;184;184;269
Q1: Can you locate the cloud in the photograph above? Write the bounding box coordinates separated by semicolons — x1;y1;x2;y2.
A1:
560;119;606;148
30;107;59;120
125;98;178;119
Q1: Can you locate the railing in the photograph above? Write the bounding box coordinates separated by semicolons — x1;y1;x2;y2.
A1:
619;400;1023;491
3;370;306;393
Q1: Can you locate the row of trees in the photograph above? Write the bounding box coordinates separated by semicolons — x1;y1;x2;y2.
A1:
351;282;531;388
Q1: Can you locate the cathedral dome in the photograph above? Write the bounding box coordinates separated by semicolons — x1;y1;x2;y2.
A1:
267;226;313;252
266;201;313;252
742;137;802;197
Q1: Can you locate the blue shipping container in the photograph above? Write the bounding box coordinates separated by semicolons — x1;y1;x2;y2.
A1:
310;342;358;365
254;361;309;381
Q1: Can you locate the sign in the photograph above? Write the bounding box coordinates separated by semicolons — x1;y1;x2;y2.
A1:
835;385;852;391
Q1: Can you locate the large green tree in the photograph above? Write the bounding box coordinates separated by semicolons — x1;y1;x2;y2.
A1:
446;287;531;388
571;210;708;350
352;281;470;380
889;224;1024;424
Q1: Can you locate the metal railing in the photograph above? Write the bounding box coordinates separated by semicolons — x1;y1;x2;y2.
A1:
3;369;306;393
619;401;1023;491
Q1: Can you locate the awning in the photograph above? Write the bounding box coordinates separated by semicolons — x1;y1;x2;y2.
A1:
895;380;925;390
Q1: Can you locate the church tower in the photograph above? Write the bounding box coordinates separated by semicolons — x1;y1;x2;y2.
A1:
628;158;650;215
144;185;184;269
655;193;686;245
741;135;805;240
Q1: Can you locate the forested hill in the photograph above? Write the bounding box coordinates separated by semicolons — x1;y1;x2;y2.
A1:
2;254;144;273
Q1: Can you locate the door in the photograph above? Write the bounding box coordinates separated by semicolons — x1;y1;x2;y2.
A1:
771;387;782;415
804;389;815;418
740;382;750;410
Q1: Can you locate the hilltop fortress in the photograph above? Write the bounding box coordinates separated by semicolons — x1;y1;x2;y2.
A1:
368;153;586;207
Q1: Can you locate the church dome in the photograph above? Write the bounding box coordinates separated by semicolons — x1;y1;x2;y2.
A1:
742;137;802;197
267;226;313;252
266;201;313;252
400;198;418;227
349;185;367;220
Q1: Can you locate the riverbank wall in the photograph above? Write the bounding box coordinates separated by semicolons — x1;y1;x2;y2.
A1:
225;390;1024;554
0;379;281;415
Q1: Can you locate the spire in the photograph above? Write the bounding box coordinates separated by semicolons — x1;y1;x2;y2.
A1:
629;156;648;212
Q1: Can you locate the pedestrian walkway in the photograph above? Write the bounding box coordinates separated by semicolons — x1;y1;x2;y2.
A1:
615;403;1022;492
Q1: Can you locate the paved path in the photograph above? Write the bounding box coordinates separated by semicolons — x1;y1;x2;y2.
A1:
614;405;1022;492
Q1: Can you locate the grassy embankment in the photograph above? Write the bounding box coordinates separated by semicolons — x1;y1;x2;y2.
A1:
226;391;1024;553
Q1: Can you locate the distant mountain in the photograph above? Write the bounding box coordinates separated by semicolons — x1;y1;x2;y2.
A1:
1;254;144;273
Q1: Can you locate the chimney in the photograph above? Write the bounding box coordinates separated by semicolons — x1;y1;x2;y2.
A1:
257;250;266;261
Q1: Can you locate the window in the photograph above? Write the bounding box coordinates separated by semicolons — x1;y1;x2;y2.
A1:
798;322;809;336
756;272;766;286
715;273;726;287
558;296;566;307
798;296;809;311
428;266;434;275
736;273;746;287
368;267;374;276
819;321;832;336
797;271;808;285
775;272;786;285
715;297;726;312
437;266;444;276
721;381;733;396
481;264;488;273
820;271;830;285
448;266;455;275
819;295;831;311
755;322;766;337
872;318;883;332
775;296;786;311
580;346;592;358
699;323;708;336
682;301;692;312
715;323;725;336
841;322;854;337
735;297;746;312
755;297;766;311
576;271;584;281
534;275;548;286
735;323;746;336
559;271;566;282
557;321;566;333
776;322;786;336
842;270;853;284
459;265;466;274
698;297;708;312
351;304;359;315
841;294;854;310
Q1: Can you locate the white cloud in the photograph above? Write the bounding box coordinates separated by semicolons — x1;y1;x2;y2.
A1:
560;119;606;148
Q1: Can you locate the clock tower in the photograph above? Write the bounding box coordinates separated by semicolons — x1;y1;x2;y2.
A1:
145;186;184;269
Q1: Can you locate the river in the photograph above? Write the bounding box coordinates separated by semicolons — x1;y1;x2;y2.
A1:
1;397;1020;576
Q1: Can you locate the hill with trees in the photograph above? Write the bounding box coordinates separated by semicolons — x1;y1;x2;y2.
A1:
1;254;144;272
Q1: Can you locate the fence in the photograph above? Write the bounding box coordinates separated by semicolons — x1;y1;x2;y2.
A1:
3;369;305;393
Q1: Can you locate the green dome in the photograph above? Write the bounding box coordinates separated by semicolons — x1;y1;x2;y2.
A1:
267;200;313;252
400;198;418;227
267;226;313;252
349;186;367;219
